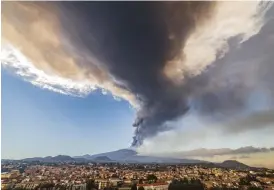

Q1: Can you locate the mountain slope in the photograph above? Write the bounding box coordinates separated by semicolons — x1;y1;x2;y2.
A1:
10;149;256;167
22;155;76;162
75;149;205;163
93;156;112;162
219;160;250;169
124;155;204;163
82;149;137;161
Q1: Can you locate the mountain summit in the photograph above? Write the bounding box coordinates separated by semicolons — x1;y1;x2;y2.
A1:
77;149;137;161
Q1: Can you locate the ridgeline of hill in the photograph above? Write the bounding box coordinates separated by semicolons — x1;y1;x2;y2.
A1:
2;149;261;170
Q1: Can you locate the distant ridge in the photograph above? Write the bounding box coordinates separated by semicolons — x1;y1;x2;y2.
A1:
22;155;76;162
16;149;205;164
86;149;137;160
218;160;250;170
2;149;260;169
74;149;205;164
93;156;112;162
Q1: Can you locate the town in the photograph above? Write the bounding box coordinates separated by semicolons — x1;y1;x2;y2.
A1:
1;161;274;190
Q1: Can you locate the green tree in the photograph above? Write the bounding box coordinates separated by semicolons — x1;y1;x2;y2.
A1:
87;179;97;190
247;187;263;190
138;178;144;184
211;188;239;190
168;180;204;190
39;182;55;189
146;174;157;183
131;183;137;190
183;177;189;184
239;177;250;186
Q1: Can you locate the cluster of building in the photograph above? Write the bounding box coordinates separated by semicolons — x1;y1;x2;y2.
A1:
1;162;274;190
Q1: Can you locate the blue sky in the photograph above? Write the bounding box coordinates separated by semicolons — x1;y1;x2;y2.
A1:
1;69;135;159
2;65;274;168
2;67;274;159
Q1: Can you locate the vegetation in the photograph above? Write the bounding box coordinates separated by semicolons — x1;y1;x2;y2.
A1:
131;183;137;190
210;188;239;190
247;187;264;190
146;174;158;183
168;179;204;190
87;179;98;190
39;183;55;188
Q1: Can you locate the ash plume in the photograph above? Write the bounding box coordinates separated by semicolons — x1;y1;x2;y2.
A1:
1;2;273;147
55;2;217;146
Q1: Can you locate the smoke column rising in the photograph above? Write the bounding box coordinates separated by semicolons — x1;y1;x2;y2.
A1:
1;1;273;147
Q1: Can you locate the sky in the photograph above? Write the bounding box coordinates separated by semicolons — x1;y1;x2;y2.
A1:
1;69;134;159
2;68;274;160
1;1;274;165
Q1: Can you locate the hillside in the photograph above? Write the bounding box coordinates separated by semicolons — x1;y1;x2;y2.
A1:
81;149;137;161
218;160;250;170
23;155;76;162
12;149;257;168
75;149;205;163
93;156;112;162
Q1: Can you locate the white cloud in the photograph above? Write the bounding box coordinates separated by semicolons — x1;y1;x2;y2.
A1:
1;44;97;97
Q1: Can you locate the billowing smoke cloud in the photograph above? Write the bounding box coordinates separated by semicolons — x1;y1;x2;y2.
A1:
1;2;136;104
1;2;274;147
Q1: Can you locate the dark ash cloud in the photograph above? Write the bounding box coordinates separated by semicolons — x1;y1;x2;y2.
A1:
2;2;274;147
57;2;274;146
55;2;216;146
